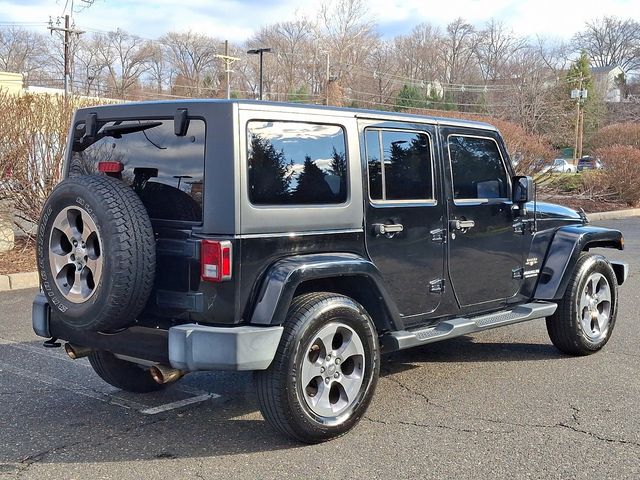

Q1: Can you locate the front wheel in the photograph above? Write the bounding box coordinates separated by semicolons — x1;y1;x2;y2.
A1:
546;253;618;355
256;292;380;443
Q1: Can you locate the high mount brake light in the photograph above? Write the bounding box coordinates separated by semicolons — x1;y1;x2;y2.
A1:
98;161;124;173
201;240;232;282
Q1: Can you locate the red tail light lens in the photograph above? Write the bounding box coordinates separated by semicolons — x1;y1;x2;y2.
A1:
98;161;124;173
201;240;232;282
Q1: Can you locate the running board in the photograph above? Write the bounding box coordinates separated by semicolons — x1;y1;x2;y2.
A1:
383;302;558;352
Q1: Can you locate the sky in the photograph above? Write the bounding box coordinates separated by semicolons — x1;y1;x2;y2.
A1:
1;0;637;42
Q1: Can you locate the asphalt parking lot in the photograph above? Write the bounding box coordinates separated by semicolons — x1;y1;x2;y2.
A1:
0;218;638;479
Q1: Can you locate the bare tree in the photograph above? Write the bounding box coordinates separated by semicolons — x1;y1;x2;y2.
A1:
320;0;378;94
0;27;50;82
394;23;443;84
146;42;171;93
573;17;640;73
72;35;108;96
441;18;478;86
161;31;219;96
95;29;153;98
475;19;527;81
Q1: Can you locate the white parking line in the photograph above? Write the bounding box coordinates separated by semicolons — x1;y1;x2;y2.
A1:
140;393;219;415
0;361;145;410
0;337;89;367
1;359;221;414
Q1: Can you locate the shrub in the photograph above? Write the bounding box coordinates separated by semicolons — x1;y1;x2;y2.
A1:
405;108;555;175
0;91;113;236
593;145;640;206
590;123;640;150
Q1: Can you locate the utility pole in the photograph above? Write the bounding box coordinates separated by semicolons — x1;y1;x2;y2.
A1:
215;42;239;99
48;15;85;98
570;76;588;164
325;51;330;105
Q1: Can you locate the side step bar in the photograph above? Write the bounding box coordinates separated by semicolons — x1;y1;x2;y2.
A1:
383;302;558;352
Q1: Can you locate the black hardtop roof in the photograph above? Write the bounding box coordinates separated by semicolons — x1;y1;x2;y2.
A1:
77;99;497;131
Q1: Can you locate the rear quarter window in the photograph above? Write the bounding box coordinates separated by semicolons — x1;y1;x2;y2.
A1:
247;120;348;206
70;118;205;222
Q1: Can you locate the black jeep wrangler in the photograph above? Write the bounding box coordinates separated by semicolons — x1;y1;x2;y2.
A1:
33;100;628;443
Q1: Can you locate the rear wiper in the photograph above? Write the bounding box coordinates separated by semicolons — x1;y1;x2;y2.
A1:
101;121;163;139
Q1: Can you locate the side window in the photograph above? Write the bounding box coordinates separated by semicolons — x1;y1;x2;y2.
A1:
366;129;433;201
247;121;347;205
448;135;509;200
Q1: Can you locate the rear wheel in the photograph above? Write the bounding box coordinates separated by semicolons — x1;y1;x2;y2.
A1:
88;351;166;393
546;253;618;355
256;292;379;443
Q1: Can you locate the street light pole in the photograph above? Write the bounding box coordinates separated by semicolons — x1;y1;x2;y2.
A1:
247;48;271;100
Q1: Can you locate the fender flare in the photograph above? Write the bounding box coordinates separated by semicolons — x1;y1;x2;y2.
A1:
248;252;403;329
534;225;623;300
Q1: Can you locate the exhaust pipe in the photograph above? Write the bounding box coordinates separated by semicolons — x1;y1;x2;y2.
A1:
64;343;92;360
149;365;185;384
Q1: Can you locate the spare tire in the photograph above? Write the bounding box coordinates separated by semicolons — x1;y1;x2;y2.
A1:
36;175;155;332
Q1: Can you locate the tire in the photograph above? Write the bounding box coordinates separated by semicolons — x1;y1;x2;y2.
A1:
88;351;165;393
138;182;202;222
36;175;155;332
256;292;380;443
546;253;618;355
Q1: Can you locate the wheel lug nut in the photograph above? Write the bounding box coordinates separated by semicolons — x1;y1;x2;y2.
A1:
326;355;331;361
335;358;341;365
325;377;330;384
320;367;325;373
334;373;339;379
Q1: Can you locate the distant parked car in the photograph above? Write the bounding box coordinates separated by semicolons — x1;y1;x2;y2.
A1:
543;158;576;174
577;156;603;172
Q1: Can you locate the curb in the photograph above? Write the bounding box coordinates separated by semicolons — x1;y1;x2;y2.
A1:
587;208;640;222
0;272;39;292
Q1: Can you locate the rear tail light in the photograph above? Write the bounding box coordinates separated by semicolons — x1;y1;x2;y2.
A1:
201;240;232;282
98;161;124;173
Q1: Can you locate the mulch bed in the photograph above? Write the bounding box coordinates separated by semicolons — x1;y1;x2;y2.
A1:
0;236;36;275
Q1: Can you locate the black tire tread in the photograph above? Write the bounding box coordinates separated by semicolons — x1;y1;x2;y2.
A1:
38;175;155;332
256;292;377;443
546;252;617;356
88;350;165;393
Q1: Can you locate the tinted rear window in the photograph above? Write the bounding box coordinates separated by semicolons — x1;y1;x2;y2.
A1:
70;118;205;222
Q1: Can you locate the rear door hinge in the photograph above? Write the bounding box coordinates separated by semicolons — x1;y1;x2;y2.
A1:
430;228;447;243
429;278;445;293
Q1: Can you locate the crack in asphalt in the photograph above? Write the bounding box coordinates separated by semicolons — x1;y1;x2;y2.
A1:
364;416;513;435
372;377;640;449
194;458;206;480
13;412;174;478
557;423;640;447
380;372;445;409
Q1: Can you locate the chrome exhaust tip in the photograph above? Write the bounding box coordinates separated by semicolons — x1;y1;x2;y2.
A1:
64;343;92;360
149;365;185;384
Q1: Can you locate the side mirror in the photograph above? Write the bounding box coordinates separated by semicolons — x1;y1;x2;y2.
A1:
512;175;533;204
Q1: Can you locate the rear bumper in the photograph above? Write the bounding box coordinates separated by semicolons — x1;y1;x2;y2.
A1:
32;293;283;371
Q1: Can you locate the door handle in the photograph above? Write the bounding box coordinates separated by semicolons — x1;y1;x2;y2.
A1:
373;223;404;236
450;219;475;231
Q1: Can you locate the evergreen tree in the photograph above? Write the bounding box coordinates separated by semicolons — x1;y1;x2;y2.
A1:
248;135;291;203
294;156;331;203
394;84;424;111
